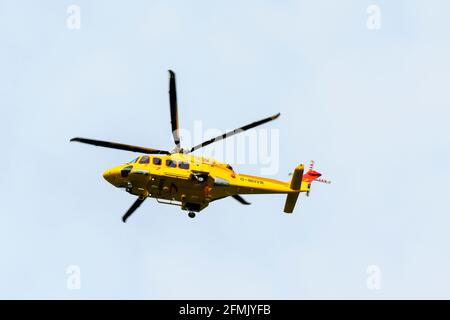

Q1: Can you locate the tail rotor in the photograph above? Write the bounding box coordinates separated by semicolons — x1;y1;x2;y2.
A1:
304;160;331;197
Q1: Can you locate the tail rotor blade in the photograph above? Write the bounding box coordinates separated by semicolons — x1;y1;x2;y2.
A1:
122;197;146;223
306;183;311;197
309;160;315;171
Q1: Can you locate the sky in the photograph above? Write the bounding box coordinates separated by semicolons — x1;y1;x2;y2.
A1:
0;0;450;299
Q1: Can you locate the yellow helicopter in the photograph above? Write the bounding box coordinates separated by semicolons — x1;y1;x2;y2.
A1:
71;70;330;222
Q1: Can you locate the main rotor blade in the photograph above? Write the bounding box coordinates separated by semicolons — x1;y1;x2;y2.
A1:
122;197;146;223
232;195;251;205
187;113;280;153
169;70;180;149
70;137;170;154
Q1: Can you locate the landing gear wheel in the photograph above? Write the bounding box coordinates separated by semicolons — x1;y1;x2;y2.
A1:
188;212;196;218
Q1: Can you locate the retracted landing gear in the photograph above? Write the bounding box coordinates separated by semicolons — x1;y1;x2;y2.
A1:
188;211;196;218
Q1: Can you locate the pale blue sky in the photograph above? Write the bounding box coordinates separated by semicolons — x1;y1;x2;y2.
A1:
1;0;450;299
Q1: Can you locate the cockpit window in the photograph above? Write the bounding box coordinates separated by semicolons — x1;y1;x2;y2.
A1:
121;165;133;177
139;156;150;164
166;159;177;168
178;161;190;169
129;157;139;164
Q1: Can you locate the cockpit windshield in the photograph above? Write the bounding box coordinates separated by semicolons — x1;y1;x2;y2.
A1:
128;157;139;164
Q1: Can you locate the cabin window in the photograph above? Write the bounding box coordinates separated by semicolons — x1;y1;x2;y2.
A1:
178;161;190;169
153;157;162;165
166;159;177;168
139;156;150;164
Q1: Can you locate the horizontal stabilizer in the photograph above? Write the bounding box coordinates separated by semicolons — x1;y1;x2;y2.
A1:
283;164;304;213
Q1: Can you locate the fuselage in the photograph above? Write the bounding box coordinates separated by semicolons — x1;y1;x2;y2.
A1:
102;153;309;213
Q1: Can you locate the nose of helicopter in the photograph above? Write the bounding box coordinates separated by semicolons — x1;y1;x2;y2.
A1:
102;169;116;185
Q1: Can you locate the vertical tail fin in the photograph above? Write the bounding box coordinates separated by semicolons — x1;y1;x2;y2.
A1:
283;164;304;213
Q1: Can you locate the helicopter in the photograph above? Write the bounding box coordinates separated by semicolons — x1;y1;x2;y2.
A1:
70;70;330;222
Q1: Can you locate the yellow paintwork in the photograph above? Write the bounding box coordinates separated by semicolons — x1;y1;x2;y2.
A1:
102;153;311;213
